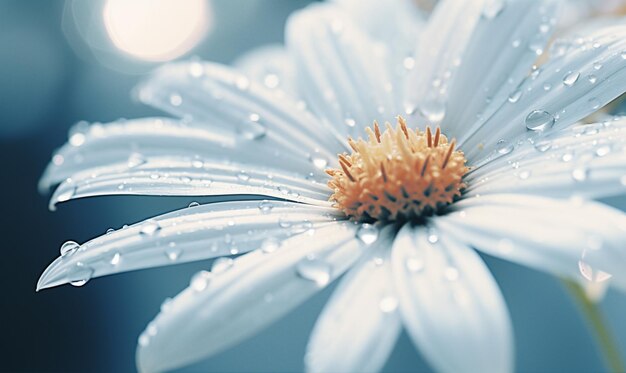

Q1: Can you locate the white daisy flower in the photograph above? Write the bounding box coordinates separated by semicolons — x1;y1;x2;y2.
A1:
38;0;626;372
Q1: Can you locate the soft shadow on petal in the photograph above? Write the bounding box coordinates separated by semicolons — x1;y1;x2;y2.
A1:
443;0;559;139
39;117;326;193
466;117;626;200
37;201;343;291
436;194;626;291
286;3;400;139
136;223;364;373
305;226;401;373
461;22;626;159
391;225;513;373
47;156;331;211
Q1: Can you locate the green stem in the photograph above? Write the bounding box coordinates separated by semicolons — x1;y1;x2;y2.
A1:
563;279;625;373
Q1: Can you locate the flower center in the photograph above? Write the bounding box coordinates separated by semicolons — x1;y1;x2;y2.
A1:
326;116;469;222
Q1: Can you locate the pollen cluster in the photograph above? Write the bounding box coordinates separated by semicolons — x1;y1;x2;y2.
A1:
326;117;469;222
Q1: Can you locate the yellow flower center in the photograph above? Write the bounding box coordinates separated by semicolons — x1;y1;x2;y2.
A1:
326;116;469;222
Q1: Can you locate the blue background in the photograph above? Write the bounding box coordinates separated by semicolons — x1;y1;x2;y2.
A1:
1;0;626;371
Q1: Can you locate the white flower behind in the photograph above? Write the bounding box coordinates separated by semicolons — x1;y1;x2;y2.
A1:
38;0;626;372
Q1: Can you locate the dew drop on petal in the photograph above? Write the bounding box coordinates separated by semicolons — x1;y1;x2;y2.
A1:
165;245;182;261
344;117;356;128
419;100;445;123
60;240;80;257
508;89;522;103
190;270;212;292
261;237;281;253
595;146;610;157
57;184;77;203
572;167;588;182
379;296;399;313
496;139;514;155
518;170;531;180
127;152;146;168
296;256;332;286
160;297;173;313
138;333;150;347
525;110;555;132
237;171;250;182
258;200;273;214
587;75;597;84
534;140;552;152
140;220;161;237
482;0;504;19
356;223;378;245
169;93;182;106
212;257;234;273
562;71;580;86
69;263;94;287
405;257;424;273
110;252;121;266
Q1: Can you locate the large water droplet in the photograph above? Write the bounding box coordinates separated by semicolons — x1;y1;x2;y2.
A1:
563;71;580;86
190;270;212;292
296;256;332;286
420;100;445;123
56;183;77;203
356;224;378;245
140;220;161;237
69;263;94;287
258;200;274;214
496;139;514;155
595;145;611;157
525;110;555;132
60;241;80;257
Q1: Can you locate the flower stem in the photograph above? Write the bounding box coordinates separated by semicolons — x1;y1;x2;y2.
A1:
563;279;625;373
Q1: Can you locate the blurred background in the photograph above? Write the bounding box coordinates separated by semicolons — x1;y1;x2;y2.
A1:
1;0;626;372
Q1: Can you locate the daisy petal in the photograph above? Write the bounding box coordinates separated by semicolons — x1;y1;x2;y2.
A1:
233;44;299;98
305;227;401;373
466;117;626;199
391;225;513;373
286;3;398;137
136;223;364;373
403;0;487;123
443;0;559;138
37;201;343;291
48;156;330;210
461;23;626;158
436;194;626;291
39;117;325;192
137;61;344;157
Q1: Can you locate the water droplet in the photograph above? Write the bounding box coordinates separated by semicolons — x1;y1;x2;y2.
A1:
258;200;273;214
309;151;328;169
344;117;356;128
127;153;146;168
356;224;378;245
52;154;65;166
534;140;552;152
60;241;80;258
110;252;121;266
518;170;531;180
496;139;514;155
188;62;204;78
190;270;212;292
237;171;250;182
595;146;610;157
164;244;182;261
525;110;555;132
160;298;173;313
379;296;399;313
420;100;445;122
572;167;588;182
69;262;94;287
235;76;250;91
212;257;234;273
192;159;204;168
403;57;415;70
587;74;597;84
427;228;439;244
263;73;279;89
593;61;602;70
69;133;86;147
561;152;574;162
511;39;521;48
621;51;626;60
261;237;281;253
188;201;200;208
543;83;552;91
482;0;504;19
563;71;580;86
508;89;522;103
169;93;182;106
588;97;601;110
140;220;161;237
296;256;332;286
138;333;150;347
405;257;424;273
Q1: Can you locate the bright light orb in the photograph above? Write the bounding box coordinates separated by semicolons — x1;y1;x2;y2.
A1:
103;0;211;62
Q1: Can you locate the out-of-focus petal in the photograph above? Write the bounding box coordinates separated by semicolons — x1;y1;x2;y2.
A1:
305;227;400;373
436;194;626;291
391;225;513;373
136;223;364;373
233;44;299;98
37;201;343;291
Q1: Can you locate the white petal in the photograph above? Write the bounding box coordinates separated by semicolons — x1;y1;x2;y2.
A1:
391;225;513;373
233;44;299;98
460;23;626;159
286;3;399;138
436;194;626;291
305;227;400;373
443;0;559;138
137;60;345;158
466;117;626;199
403;0;487;124
40;117;327;192
136;223;364;373
37;201;343;291
48;156;330;210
